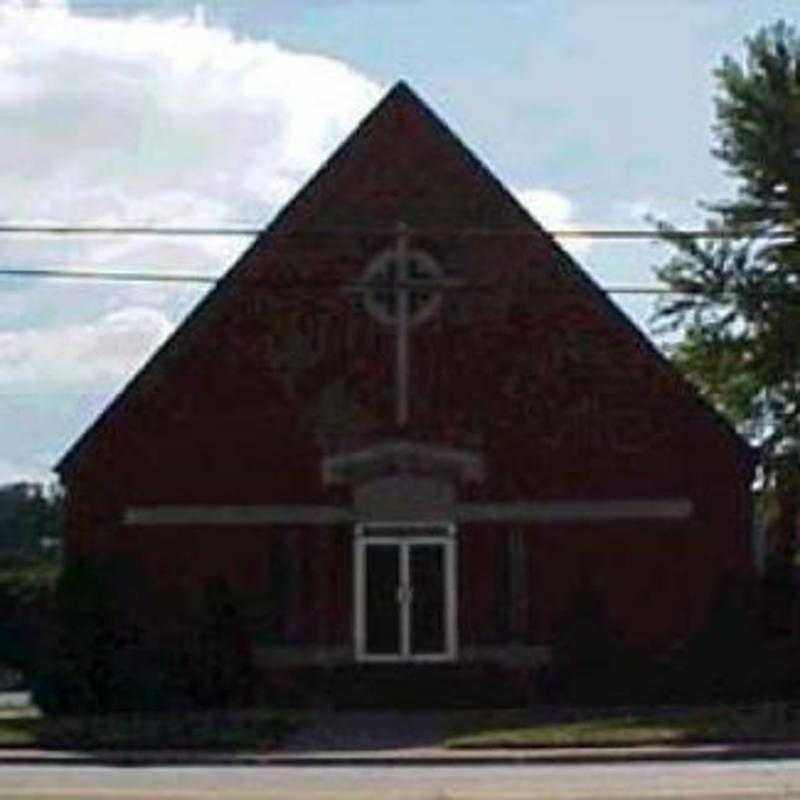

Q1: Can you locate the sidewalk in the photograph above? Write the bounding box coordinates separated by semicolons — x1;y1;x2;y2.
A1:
3;741;800;767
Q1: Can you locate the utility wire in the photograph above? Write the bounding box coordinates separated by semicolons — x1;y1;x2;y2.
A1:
0;267;215;284
0;225;792;291
0;224;790;239
3;267;800;298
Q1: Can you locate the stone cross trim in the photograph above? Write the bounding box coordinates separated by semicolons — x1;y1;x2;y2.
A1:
393;223;412;426
346;223;462;427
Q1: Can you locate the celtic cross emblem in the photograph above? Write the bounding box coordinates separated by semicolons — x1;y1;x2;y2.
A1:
348;223;458;427
361;231;443;327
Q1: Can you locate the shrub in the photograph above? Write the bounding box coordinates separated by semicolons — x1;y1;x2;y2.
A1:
543;570;794;705
32;559;136;713
33;565;256;714
0;556;58;680
546;577;641;704
669;572;772;702
161;578;255;710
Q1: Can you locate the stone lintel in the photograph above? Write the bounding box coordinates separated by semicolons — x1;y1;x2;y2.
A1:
321;439;485;487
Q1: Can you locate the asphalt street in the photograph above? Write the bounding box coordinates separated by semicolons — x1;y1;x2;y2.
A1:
4;760;800;799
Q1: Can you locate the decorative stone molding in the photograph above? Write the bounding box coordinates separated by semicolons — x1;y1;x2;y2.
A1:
321;438;485;487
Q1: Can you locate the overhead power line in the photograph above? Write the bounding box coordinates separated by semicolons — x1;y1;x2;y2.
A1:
0;224;790;240
0;267;215;284
0;225;259;237
0;224;792;292
1;266;798;298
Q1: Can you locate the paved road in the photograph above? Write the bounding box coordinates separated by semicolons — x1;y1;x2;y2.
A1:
4;760;800;799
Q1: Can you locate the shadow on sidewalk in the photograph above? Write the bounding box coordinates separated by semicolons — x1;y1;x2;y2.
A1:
278;710;447;753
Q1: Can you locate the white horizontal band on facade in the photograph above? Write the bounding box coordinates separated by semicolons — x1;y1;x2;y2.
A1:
456;499;693;523
124;505;353;526
124;498;693;527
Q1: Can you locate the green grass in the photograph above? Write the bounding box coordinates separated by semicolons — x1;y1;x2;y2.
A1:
0;707;300;750
444;704;800;749
4;703;800;751
0;715;39;746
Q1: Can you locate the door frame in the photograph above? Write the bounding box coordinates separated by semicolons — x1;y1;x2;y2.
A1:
353;521;458;663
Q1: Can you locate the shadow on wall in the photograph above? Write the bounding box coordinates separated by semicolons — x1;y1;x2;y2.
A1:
542;571;791;706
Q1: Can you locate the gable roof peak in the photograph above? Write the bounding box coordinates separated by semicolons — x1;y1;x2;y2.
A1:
55;79;755;476
378;80;434;114
387;79;415;97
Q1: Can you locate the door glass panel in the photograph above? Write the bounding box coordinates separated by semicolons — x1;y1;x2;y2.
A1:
365;544;400;655
410;544;446;655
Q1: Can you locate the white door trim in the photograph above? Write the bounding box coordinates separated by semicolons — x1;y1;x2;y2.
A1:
353;523;457;663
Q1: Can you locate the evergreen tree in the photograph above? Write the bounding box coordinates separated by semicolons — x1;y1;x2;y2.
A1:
0;481;62;558
653;21;800;558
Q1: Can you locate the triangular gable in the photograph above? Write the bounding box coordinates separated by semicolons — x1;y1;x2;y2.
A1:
56;81;754;477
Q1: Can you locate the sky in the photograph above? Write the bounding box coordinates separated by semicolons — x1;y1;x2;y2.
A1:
0;0;797;485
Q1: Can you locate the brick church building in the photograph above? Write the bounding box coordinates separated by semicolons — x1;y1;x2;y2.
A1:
56;82;755;700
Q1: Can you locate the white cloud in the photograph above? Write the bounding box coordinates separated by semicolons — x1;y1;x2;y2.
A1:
0;3;383;481
514;187;591;258
0;307;173;388
0;1;381;305
0;456;54;487
0;2;380;225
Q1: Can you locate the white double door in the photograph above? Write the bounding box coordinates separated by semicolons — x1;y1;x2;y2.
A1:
354;525;457;662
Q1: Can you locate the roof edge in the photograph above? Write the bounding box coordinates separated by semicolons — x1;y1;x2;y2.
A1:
55;79;756;477
55;80;410;477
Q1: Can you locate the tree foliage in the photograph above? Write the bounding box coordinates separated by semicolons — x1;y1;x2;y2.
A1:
0;482;62;680
653;21;800;500
0;481;62;558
